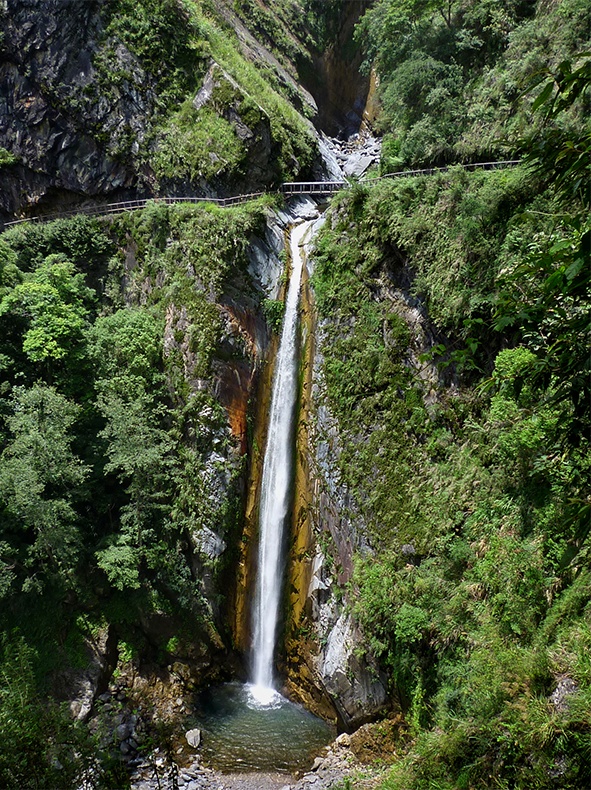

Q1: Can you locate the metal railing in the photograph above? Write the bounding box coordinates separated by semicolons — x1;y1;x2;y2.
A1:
3;193;267;227
3;160;522;228
363;159;522;183
281;181;346;195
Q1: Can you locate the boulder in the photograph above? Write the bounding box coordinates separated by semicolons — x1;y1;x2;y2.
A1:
185;728;201;749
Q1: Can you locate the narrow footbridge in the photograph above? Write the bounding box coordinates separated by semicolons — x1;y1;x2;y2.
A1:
281;159;521;195
280;181;345;195
4;160;521;227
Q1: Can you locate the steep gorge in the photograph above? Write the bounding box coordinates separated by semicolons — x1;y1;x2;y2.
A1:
0;1;590;789
0;0;373;223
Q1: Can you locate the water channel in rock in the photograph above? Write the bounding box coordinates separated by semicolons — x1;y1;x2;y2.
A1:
189;220;334;774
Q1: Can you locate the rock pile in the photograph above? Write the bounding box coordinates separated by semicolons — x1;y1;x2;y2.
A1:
89;689;144;769
128;731;387;790
131;757;218;790
327;134;382;179
287;733;382;790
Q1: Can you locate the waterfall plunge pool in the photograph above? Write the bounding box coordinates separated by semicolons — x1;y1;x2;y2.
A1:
191;682;335;773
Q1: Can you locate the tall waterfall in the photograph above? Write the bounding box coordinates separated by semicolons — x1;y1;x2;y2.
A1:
250;220;312;701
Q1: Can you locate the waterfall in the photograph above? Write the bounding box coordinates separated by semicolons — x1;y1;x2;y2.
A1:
250;220;312;703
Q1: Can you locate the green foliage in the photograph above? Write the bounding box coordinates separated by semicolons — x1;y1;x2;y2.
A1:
495;215;590;426
89;307;176;591
520;53;591;203
0;199;267;763
102;0;207;109
262;297;285;331
0;385;88;595
0;216;113;273
78;0;318;177
356;0;588;167
0;634;127;789
313;60;590;787
198;19;317;179
380;53;463;164
300;0;348;50
0;147;18;167
233;0;304;63
153;103;246;183
315;165;535;377
0;254;94;364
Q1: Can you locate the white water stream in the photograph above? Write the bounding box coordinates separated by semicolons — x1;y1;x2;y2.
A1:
250;220;313;704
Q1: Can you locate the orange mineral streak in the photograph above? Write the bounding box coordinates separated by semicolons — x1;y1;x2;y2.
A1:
229;330;278;653
218;361;251;453
361;68;380;132
278;250;339;723
217;305;261;453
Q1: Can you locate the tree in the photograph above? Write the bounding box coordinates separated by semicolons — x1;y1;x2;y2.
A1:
89;309;175;590
499;55;591;425
522;54;591;204
493;56;591;558
0;385;88;595
0;634;127;789
0;254;94;378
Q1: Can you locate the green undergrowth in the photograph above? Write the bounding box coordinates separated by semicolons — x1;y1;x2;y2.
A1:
194;12;316;178
145;2;318;186
232;0;311;64
101;0;209;109
152;103;246;183
0;147;18;168
64;0;317;182
357;0;591;169
0;198;274;783
312;155;590;787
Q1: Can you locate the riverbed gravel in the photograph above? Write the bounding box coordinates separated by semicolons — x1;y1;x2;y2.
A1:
130;735;384;790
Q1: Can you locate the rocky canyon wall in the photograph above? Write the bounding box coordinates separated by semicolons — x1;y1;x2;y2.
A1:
281;216;390;731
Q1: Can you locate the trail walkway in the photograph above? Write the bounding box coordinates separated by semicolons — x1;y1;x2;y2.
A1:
4;159;521;227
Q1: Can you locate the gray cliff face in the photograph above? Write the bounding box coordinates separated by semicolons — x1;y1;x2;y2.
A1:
0;2;321;222
166;210;288;625
282;218;389;731
0;0;149;218
285;221;452;729
304;319;388;729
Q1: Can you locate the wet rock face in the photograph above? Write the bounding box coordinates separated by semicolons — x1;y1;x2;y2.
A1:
301;338;388;729
300;0;371;138
283;231;388;731
0;0;149;219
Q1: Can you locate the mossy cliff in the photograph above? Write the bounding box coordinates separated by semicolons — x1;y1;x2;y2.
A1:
0;0;589;787
295;158;590;787
0;0;374;223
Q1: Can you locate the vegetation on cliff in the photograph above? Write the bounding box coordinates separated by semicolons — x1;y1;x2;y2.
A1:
357;0;590;168
311;42;590;789
0;197;276;786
